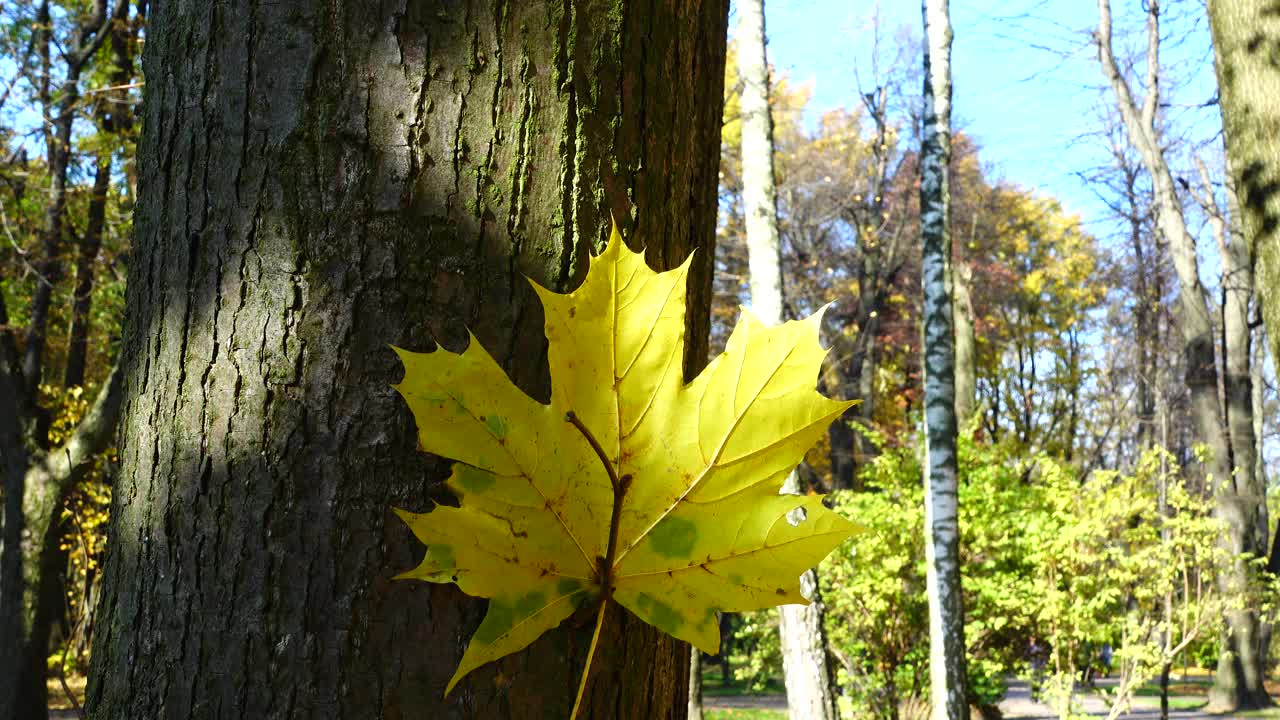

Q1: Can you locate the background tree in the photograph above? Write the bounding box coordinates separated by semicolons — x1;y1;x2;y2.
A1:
1095;0;1269;707
735;1;839;718
920;0;968;717
85;1;729;718
0;2;142;717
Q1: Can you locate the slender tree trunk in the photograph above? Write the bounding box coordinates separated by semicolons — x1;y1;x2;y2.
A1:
23;0;113;397
0;297;30;720
738;0;784;328
1212;168;1269;709
829;79;902;490
65;155;112;388
777;570;838;720
921;1;967;718
86;1;728;717
828;407;857;489
736;3;838;718
688;647;704;720
1127;174;1157;452
953;260;976;429
66;0;136;391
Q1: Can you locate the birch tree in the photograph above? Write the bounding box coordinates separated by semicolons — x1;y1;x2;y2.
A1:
1095;0;1269;709
737;2;838;718
920;0;968;717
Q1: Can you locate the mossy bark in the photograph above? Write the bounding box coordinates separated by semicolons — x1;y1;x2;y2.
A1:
86;1;728;718
1209;0;1280;375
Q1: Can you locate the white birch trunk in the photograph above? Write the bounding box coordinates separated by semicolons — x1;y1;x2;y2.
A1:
739;0;784;326
688;646;704;720
921;0;968;718
738;3;837;718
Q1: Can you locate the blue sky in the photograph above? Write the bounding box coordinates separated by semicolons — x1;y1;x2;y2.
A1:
756;0;1223;243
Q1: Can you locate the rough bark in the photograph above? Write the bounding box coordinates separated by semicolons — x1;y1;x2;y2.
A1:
1208;1;1280;686
86;1;728;718
1208;0;1280;377
1096;0;1268;708
737;3;837;718
921;0;967;717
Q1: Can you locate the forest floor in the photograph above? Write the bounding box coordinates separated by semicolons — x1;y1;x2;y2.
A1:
46;672;84;719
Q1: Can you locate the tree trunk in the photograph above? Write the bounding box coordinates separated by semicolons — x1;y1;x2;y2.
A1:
688;647;704;720
1096;1;1268;707
952;260;976;429
1208;0;1280;376
738;0;784;328
1209;1;1280;685
0;299;31;720
921;1;967;718
778;568;838;720
1212;167;1269;710
22;0;114;397
1252;333;1266;491
86;1;728;718
737;3;838;718
65;154;112;389
8;364;125;720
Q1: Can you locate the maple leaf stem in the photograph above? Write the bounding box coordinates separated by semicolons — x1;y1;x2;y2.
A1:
570;597;610;720
565;411;621;493
565;411;630;597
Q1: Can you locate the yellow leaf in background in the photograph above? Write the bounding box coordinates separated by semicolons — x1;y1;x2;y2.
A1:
1023;269;1046;295
392;225;857;699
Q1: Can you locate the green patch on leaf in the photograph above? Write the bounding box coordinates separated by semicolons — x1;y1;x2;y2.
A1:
647;516;698;558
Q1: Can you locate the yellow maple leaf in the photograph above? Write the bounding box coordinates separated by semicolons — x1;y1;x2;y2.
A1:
392;225;857;703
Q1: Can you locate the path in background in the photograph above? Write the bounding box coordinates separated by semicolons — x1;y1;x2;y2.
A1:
704;678;1263;719
997;677;1260;719
704;693;789;711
